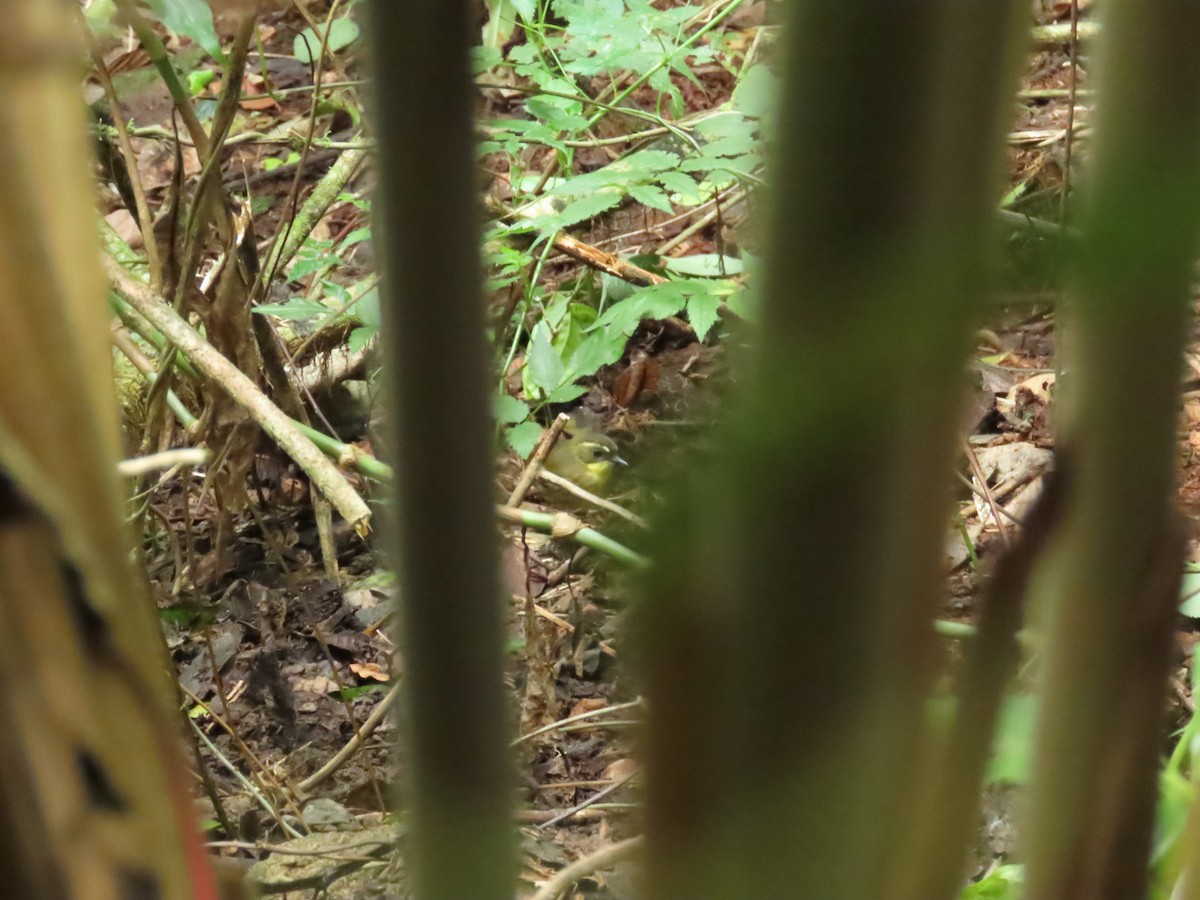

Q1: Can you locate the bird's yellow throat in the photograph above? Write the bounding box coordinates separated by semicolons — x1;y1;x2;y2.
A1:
544;423;625;493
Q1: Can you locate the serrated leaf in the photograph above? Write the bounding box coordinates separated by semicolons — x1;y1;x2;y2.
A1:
601;272;637;304
619;149;682;173
551;149;680;198
693;111;748;140
657;169;699;197
347;325;377;353
547;384;589;404
567;328;628;378
527;322;565;392
627;183;674;213
725;282;757;321
526;96;586;131
508;43;537;65
695;131;757;159
493;394;529;425
324;281;350;305
671;57;702;89
686;292;721;341
705;154;762;179
552;191;624;229
472;46;504;73
506;420;544;458
732;64;778;119
596;281;691;335
290;251;341;278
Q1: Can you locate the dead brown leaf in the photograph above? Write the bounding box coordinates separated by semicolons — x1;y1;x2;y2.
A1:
349;662;390;682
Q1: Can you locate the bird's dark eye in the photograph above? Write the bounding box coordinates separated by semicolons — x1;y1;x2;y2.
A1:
585;443;610;462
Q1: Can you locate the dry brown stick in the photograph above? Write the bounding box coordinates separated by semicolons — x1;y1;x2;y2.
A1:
526;598;617;658
537;468;648;527
506;412;571;506
112;0;210;155
83;28;162;291
528;836;644;900
516;808;609;824
181;684;307;832
512;698;645;747
551;231;666;286
537;768;638;830
105;256;372;533
296;682;400;796
962;438;1010;547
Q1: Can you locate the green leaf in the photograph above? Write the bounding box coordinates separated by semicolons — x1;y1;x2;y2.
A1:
732;64;778;119
686;292;721;341
693;131;758;160
670;56;702;90
567;328;628;377
472;46;504;73
506;420;544;458
617;149;683;173
526;96;586;132
324;282;350;305
291;239;339;277
596;281;692;335
340;226;372;248
482;0;519;49
627;183;674;213
1181;569;1200;617
550;149;680;198
352;287;381;328
294;16;361;64
986;694;1037;786
664;254;744;277
187;69;216;96
959;864;1023;900
145;0;224;62
254;298;331;320
527;322;565;392
551;302;598;365
657;169;702;201
84;0;121;39
601;271;638;304
347;325;377;354
550;191;624;230
1154;767;1192;864
725;281;757;321
547;384;589;404
493;394;530;425
338;684;389;701
693;111;748;140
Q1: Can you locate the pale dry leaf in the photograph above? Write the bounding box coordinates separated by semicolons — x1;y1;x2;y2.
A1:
349;662;389;682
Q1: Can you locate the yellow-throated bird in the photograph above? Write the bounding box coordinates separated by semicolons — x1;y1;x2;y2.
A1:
544;419;626;493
